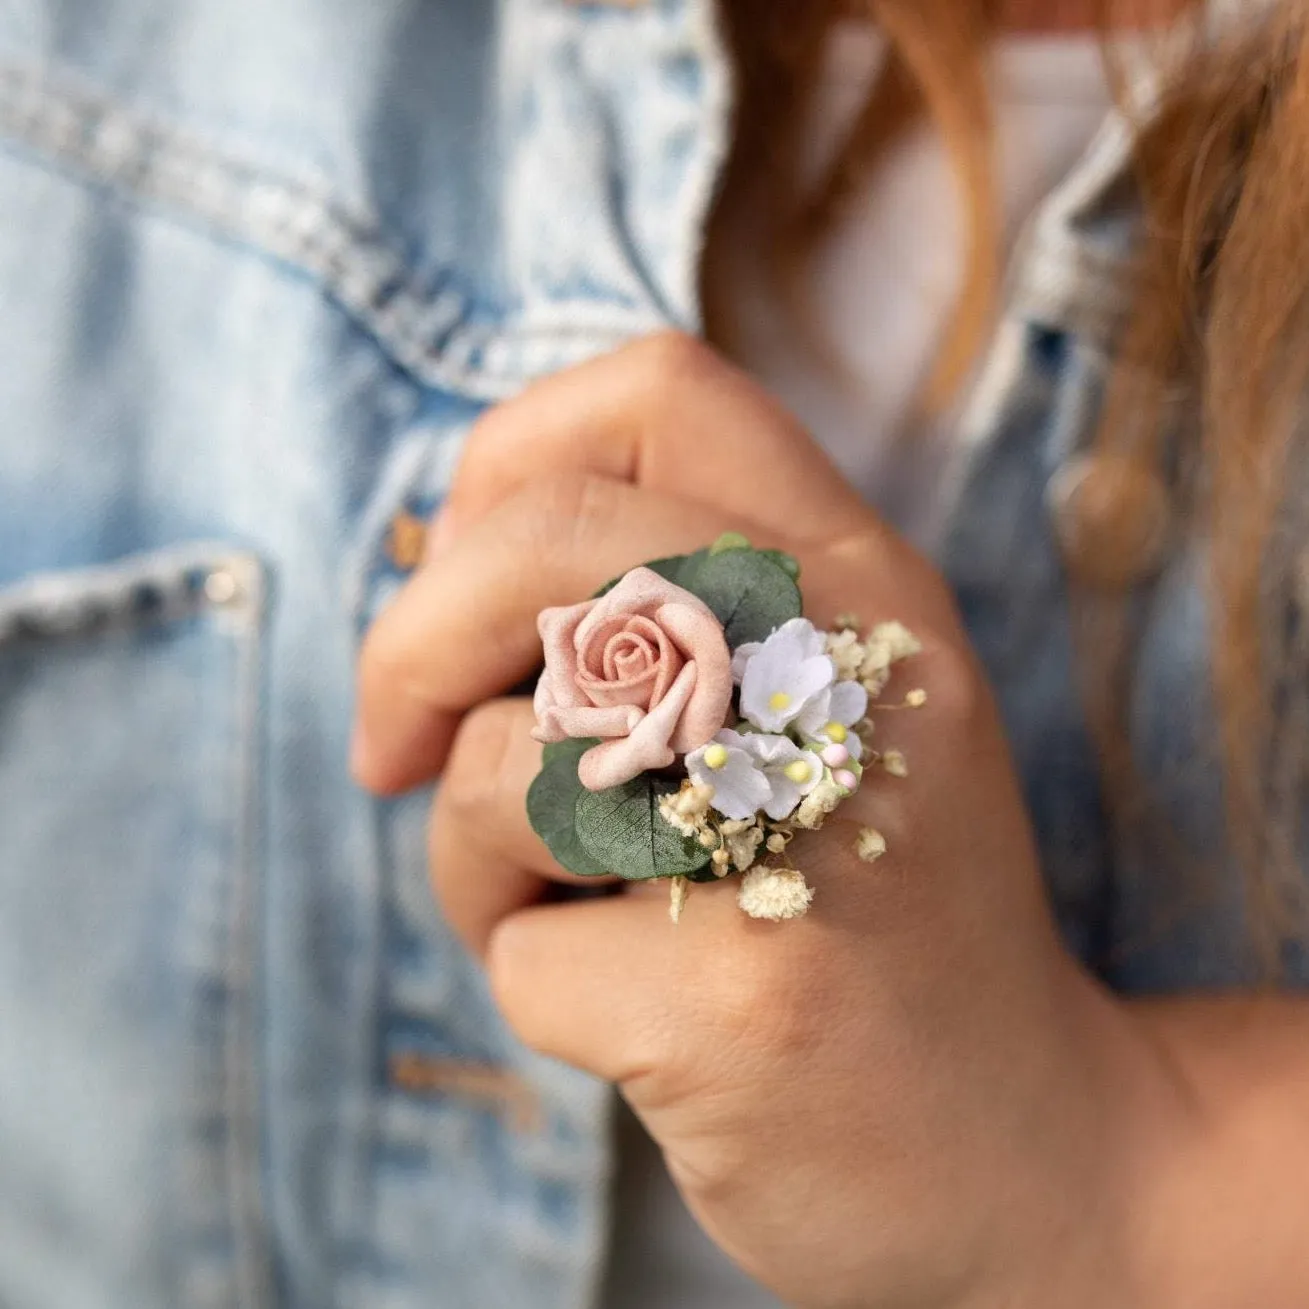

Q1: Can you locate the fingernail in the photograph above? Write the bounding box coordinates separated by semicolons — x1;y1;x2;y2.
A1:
349;717;376;784
350;697;455;793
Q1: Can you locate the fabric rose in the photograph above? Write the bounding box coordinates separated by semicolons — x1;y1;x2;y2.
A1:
532;566;733;791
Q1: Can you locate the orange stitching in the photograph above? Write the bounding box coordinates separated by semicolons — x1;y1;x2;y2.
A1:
389;1053;544;1132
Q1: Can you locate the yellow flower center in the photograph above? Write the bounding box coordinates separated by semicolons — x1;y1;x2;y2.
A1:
769;691;792;712
823;721;848;743
703;743;729;770
784;760;812;784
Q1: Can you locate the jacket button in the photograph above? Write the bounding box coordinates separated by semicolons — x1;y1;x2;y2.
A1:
204;568;243;605
386;511;429;573
1047;452;1173;589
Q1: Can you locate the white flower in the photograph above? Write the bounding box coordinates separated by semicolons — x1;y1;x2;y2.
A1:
742;732;825;820
795;679;868;760
688;729;824;822
734;619;836;733
686;730;770;821
737;867;814;921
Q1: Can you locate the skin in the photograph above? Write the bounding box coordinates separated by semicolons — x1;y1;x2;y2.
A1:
353;334;1309;1307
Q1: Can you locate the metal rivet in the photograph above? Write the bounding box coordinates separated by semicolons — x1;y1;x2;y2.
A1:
1047;452;1173;589
204;568;241;605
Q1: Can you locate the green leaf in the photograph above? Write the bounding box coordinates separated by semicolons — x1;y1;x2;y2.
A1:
759;548;801;580
574;776;712;881
526;739;611;877
708;531;752;555
592;550;705;598
676;548;802;647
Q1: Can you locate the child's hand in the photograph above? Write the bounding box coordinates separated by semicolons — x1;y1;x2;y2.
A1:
353;333;1180;1309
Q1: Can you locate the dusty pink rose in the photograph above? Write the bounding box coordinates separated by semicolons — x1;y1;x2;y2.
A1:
532;566;733;791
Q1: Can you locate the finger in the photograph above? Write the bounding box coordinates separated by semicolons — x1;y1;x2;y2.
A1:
429;697;615;959
431;331;872;555
353;473;747;793
484;892;704;1084
484;875;871;1085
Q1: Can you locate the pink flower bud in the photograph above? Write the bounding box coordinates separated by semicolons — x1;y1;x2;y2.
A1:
820;743;850;768
833;769;858;792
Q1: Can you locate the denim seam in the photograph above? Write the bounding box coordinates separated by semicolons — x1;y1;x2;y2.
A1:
220;552;276;1309
668;0;732;336
0;542;259;639
0;543;276;1303
0;62;655;402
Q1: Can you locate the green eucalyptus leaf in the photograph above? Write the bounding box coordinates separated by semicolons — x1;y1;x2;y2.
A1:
664;549;709;586
676;548;802;647
574;776;712;881
708;531;752;555
759;547;802;580
592;550;705;599
526;738;611;877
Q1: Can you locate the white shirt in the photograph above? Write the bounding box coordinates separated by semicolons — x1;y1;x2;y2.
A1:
602;31;1108;1309
724;28;1111;548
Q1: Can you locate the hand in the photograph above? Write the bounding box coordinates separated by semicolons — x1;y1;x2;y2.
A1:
352;333;1182;1309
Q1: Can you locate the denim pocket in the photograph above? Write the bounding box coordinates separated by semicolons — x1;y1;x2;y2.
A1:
0;543;272;1309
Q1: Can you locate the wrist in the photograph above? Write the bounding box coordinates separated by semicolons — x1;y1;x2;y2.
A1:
959;968;1199;1309
1109;997;1309;1308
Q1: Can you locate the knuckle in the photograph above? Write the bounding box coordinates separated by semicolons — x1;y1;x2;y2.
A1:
665;1137;752;1206
527;470;615;536
439;701;520;828
633;329;720;392
483;917;545;1043
524;471;624;573
425;792;456;906
460;392;518;467
357;606;438;724
705;946;823;1055
357;599;410;688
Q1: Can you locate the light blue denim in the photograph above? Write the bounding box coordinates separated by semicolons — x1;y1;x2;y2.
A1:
0;2;1297;1308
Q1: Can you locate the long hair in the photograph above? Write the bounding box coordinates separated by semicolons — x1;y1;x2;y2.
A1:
704;0;1309;967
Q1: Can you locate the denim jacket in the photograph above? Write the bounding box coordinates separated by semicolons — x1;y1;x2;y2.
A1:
0;2;1295;1308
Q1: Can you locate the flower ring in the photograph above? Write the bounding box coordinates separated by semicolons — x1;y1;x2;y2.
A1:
525;535;924;922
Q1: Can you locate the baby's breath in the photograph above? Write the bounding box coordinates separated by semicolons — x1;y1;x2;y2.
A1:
856;827;887;862
793;777;844;830
669;876;690;924
737;867;815;921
